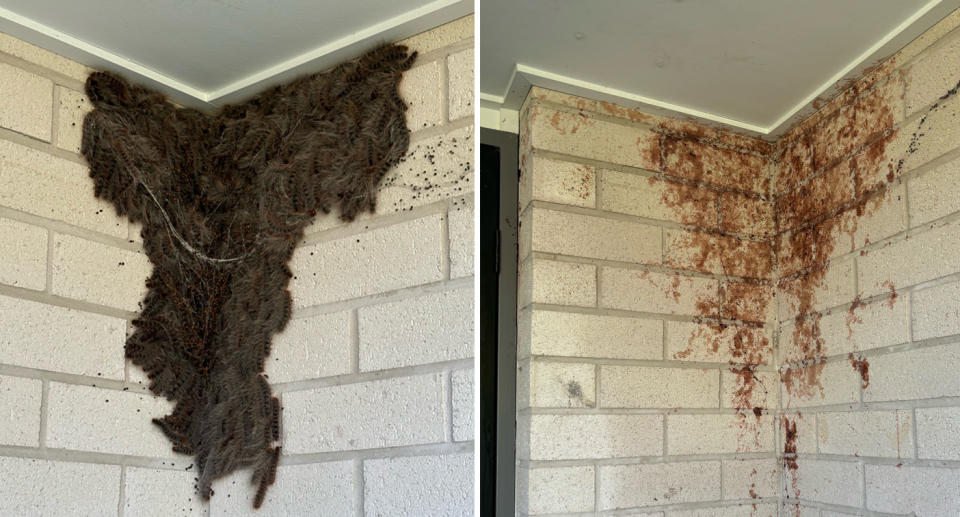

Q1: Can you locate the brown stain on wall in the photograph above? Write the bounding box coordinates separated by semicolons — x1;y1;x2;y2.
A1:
849;353;870;389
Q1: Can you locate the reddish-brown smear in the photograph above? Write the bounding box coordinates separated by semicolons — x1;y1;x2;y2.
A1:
849;353;870;389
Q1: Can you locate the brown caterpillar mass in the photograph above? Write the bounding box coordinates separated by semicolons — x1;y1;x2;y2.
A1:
80;44;416;508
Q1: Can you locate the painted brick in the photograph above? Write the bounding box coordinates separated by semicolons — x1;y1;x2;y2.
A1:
46;382;173;457
0;140;127;237
599;366;719;408
859;219;960;297
0;33;92;80
780;294;908;362
0;63;52;140
721;281;774;323
264;311;350;383
358;288;472;371
776;133;815;194
521;155;596;209
721;369;777;409
600;267;718;316
669;504;777;517
399;60;442;130
399;15;472;54
719;191;773;237
525;361;595;408
0;375;41;446
865;342;960;402
282;374;444;453
290;215;444;307
776;160;853;232
210;461;355;516
904;29;960;116
788;459;862;507
528;104;660;171
662;137;767;194
364;453;472;517
912;280;960;341
916;406;960;460
55;86;91;153
597;461;720;510
452;368;472;441
664;230;771;279
908;155;960;226
781;359;860;408
0;457;120;517
528;259;596;307
0;294;126;378
778;258;855;320
0;217;47;290
668;321;772;366
530;207;661;264
521;466;594;515
124;467;203;517
600;169;719;229
529;414;662;460
447;49;473;121
667;414;775;454
51;233;150;312
375;126;472;213
780;412;817;454
449;198;473;278
786;504;822;517
865;464;960;515
721;458;779;500
529;310;662;360
818;410;913;458
529;87;598;111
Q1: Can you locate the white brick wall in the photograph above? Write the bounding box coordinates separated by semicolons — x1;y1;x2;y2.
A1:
0;15;473;517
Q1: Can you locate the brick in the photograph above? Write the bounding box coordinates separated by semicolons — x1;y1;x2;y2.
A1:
778;258;855;320
0;217;47;290
0;294;126;378
865;342;960;402
780;293;908;362
668;321;772;366
667;414;774;454
904;29;960;116
781;359;861;408
818;410;913;458
282;373;444;453
0;457;119;516
720;192;773;237
376;126;472;213
908;155;960;226
865;464;960;515
776;160;853;231
600;366;719;408
721;458;779;500
780;412;817;454
787;504;823;517
669;504;777;517
290;215;444;307
916;406;960;460
524;361;595;408
447;49;473;121
210;461;355;516
452;369;472;441
55;86;91;153
597;461;720;510
600;267;718;316
264;311;350;383
521;155;596;209
46;382;173;456
0;375;41;446
662;137;767;194
0;140;127;237
912;280;960;341
399;60;442;130
124;467;203;517
530;87;598;112
0;33;92;81
664;230;771;279
528;105;660;170
529;414;662;460
721;369;777;409
449;198;473;278
860;219;960;297
600;169;719;229
51;233;150;312
399;15;472;54
528;310;661;359
527;259;596;307
358;288;472;371
775;133;816;194
0;63;52;140
789;459;862;507
520;466;594;515
722;281;774;323
530;207;661;264
364;453;472;517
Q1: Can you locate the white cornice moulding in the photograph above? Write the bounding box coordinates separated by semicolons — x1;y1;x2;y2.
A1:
482;0;956;137
0;0;472;111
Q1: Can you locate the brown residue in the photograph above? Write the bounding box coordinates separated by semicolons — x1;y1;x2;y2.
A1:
547;109;595;135
782;415;798;471
849;353;870;389
882;280;898;308
846;293;867;338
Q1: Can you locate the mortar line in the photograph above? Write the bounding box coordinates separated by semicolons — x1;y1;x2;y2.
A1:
117;464;126;517
44;227;53;293
441;204;451;280
350;309;360;374
912;406;920;460
354;458;364;517
49;84;59;148
444;369;454;442
440;45;450;124
38;378;49;449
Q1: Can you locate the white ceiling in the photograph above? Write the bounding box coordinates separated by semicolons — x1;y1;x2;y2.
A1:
480;0;960;137
0;0;472;109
